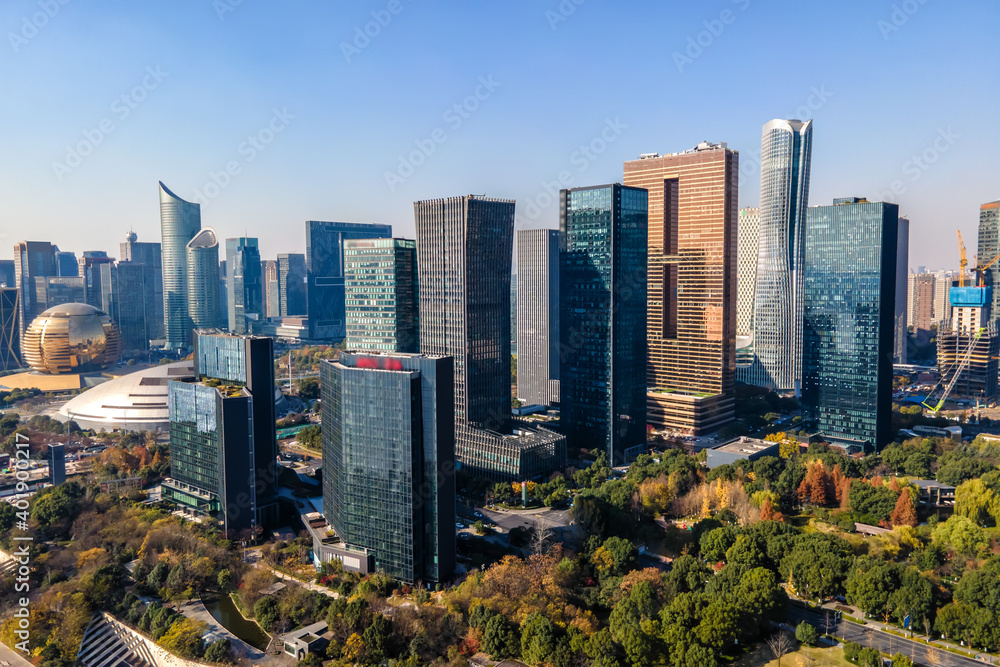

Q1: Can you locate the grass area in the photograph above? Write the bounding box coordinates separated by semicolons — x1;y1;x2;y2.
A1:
733;643;854;667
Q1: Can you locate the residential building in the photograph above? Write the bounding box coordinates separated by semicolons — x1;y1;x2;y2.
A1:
344;238;418;353
908;273;936;332
226;237;263;334
278;253;308;317
415;195;566;480
515;229;560;407
163;330;279;535
751;119;813;393
262;260;280;318
559;184;648;463
802;198;898;451
933;271;954;327
320;351;456;583
186;229;221;331
120;231;164;340
0;288;19;371
13;241;56;337
159;181;202;349
977;200;1000;318
624;143;738;434
306;221;392;341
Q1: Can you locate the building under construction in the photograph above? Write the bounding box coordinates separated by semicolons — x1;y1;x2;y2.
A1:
935;286;999;404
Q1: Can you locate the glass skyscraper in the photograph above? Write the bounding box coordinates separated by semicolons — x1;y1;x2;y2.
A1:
120;231;164;340
0;260;14;288
226;237;263;334
159;182;202;349
305;221;392;341
344;238;418;353
99;261;148;354
752;119;813;393
559;184;648;464
977;200;1000;319
13;241;56;338
515;229;560;407
0;288;19;371
321;351;455;583
262;260;280;317
278;253;307;317
186;228;221;331
802;198;898;451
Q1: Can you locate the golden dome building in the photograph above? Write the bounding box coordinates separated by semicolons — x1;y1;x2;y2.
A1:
21;303;123;375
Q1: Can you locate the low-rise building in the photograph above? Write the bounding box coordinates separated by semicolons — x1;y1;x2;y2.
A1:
705;437;780;469
279;621;330;661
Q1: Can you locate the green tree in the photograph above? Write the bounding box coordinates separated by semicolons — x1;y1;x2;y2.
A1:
217;569;233;591
204;638;232;663
891;653;914;667
362;614;392;662
520;613;557;666
795;621;818;645
482;614;518;660
159;619;207;658
253;596;280;632
699;526;737;562
297;377;320;400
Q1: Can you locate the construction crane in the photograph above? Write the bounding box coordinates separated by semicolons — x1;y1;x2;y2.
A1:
958;231;968;287
973;251;1000;287
922;325;987;412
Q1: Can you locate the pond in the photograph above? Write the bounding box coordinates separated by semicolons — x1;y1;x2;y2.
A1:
203;594;271;651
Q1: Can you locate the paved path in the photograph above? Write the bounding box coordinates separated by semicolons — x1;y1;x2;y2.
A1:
175;598;265;661
0;640;33;667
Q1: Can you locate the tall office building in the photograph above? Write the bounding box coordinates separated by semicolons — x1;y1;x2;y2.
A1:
736;207;760;380
510;272;517;356
218;260;229;327
79;252;114;309
321;351;455;583
933;271;955;328
908;273;936;333
278;253;307;317
159;182;202;349
121;231;164;340
515;229;560;407
163;330;279;535
0;260;14;288
186;228;221;331
623;143;738;434
894;217;909;363
751;119;813;393
54;251;78;277
560;184;648;463
977;200;1000;319
99;262;148;354
13;241;56;337
262;260;280;318
226;238;263;334
0;288;19;371
33;277;85;312
306;221;392;341
344;238;418;353
937;286;1000;402
48;443;66;486
415;195;566;480
802;198;897;451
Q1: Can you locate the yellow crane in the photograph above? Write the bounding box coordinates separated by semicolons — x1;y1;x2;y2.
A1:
958;230;968;287
973;251;1000;287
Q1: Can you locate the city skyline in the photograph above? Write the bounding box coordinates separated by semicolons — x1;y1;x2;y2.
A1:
1;2;997;271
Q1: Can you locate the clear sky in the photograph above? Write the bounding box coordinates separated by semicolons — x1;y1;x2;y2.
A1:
1;0;997;271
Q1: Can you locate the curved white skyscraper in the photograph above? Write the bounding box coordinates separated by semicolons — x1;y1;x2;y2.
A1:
186;227;221;331
752;119;812;393
159;182;202;349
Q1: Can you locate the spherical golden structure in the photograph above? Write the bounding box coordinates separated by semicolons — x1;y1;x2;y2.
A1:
22;303;122;374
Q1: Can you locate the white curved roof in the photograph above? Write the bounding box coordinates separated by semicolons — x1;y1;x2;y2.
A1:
57;360;195;431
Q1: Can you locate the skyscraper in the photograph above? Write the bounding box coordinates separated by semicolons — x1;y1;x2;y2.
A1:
344;238;418;353
515;229;560;407
305;221;392;341
100;261;148;354
278;253;307;317
908;273;935;333
895;217;909;363
624;143;739;434
163;330;278;535
226;237;263;334
0;260;14;288
0;288;19;371
415;195;566;480
121;231;164;340
977;200;1000;319
321;351;455;583
79;252;114;309
802;198;897;451
186;228;221;331
54;251;78;277
752;119;813;393
13;241;56;337
159;182;202;349
736;207;760;381
262;260;280;318
560;184;648;464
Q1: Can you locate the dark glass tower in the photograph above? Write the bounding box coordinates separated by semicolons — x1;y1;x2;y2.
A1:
54;251;78;277
0;260;14;288
120;231;164;340
344;238;418;353
321;351;455;583
802;198;898;451
262;260;280;317
13;241;56;337
278;253;307;317
226;237;263;334
0;288;20;371
515;229;560;407
305;221;392;341
159;182;202;349
560;184;648;465
977;200;1000;320
164;330;279;535
99;261;148;354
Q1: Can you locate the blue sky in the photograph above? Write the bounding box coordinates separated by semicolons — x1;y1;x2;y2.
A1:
1;0;997;270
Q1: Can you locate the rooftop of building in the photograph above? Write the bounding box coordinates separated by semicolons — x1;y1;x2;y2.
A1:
911;479;956;491
631;140;730;160
711;437;777;455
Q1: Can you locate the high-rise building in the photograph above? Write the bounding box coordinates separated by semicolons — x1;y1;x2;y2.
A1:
510;271;517;356
977;200;1000;318
559;184;648;463
802;198;897;451
218;260;228;327
278;253;307;317
159;182;202;349
121;231;164;340
54;251;78;277
33;276;85;312
320;351;455;583
262;260;280;318
0;260;14;288
933;271;955;328
344;238;418;353
515;229;560;407
736;207;760;380
79;252;114;309
13;241;56;337
186;228;221;331
306;221;392;341
226;237;263;334
100;262;148;354
0;288;19;371
624;143;738;434
415;195;566;480
751;119;813;393
937;286;1000;402
894;218;909;363
163;330;279;535
908;273;936;333
48;443;66;486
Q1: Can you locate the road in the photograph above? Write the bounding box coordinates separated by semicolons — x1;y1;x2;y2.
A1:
788;604;992;666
